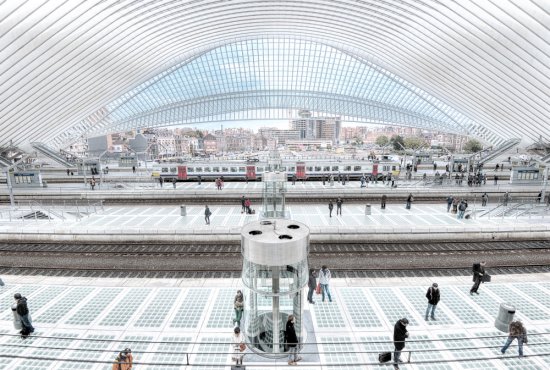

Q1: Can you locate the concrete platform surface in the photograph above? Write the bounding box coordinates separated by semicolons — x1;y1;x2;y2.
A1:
1;272;549;369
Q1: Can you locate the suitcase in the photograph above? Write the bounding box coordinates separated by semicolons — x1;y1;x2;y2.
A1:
482;274;491;283
378;352;392;363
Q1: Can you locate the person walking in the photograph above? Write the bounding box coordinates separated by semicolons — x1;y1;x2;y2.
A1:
244;198;252;214
381;194;387;210
329;174;334;186
470;261;486;295
172;177;177;189
198;175;202;185
405;193;413;210
231;327;246;366
393;318;409;369
111;348;133;370
503;192;510;206
132;165;136;174
90;177;96;190
14;293;34;337
481;192;488;207
446;195;453;212
319;265;332;302
425;283;440;320
204;205;211;225
233;290;244;327
328;200;334;218
537;191;542;203
307;269;317;304
336;198;343;215
501;320;528;357
285;315;301;365
457;199;467;219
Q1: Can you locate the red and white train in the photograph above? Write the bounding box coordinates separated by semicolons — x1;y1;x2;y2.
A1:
152;158;401;181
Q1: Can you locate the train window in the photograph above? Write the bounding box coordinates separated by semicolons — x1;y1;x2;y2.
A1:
315;166;321;172
332;166;338;171
257;167;264;172
289;166;295;172
239;167;245;172
230;167;237;172
213;167;219;172
204;167;211;172
323;166;330;171
344;166;351;171
354;166;361;171
162;167;169;172
195;167;202;172
307;166;313;171
222;167;229;172
392;166;397;171
281;166;287;171
170;167;176;173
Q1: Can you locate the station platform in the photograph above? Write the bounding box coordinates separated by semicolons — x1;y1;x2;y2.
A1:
1;271;549;369
0;200;549;243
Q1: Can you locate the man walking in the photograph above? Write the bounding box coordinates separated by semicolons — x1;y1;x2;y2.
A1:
204;205;211;225
470;261;486;295
336;197;343;215
393;318;409;369
14;293;34;336
481;192;488;207
241;195;246;213
425;283;440;320
328;200;334;217
319;265;332;302
446;195;453;212
381;194;387;210
307;269;316;304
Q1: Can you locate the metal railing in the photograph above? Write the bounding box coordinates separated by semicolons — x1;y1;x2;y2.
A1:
0;200;104;222
0;332;548;367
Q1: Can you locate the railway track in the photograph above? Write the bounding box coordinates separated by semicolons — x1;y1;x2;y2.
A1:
0;241;549;272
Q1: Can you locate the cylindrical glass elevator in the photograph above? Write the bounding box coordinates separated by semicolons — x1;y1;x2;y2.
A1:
240;219;309;357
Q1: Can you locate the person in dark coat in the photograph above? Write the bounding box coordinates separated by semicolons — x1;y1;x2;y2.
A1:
381;194;387;209
336;197;343;215
425;283;440;320
307;269;317;304
285;315;301;365
328;200;334;217
241;196;246;213
393;318;409;368
14;293;34;336
406;193;413;209
204;205;211;225
470;261;486;295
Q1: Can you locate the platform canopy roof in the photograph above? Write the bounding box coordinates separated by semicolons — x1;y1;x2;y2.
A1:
0;0;549;150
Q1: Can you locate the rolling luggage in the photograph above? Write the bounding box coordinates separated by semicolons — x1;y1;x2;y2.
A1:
378;352;392;363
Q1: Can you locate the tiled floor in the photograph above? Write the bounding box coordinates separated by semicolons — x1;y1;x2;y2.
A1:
1;273;549;369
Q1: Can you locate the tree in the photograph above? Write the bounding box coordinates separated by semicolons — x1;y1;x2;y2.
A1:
463;139;483;153
375;135;389;147
404;136;426;150
391;135;405;151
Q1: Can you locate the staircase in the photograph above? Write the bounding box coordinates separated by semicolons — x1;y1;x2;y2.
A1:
475;138;521;166
0;156;11;167
20;211;50;220
31;142;73;167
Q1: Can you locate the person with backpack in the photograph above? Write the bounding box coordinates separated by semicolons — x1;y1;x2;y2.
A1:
425;283;440;320
501;320;528;357
318;265;332;302
14;293;34;337
457;199;468;219
112;348;133;370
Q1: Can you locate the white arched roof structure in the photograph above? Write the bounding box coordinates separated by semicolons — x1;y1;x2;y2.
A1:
0;0;549;150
